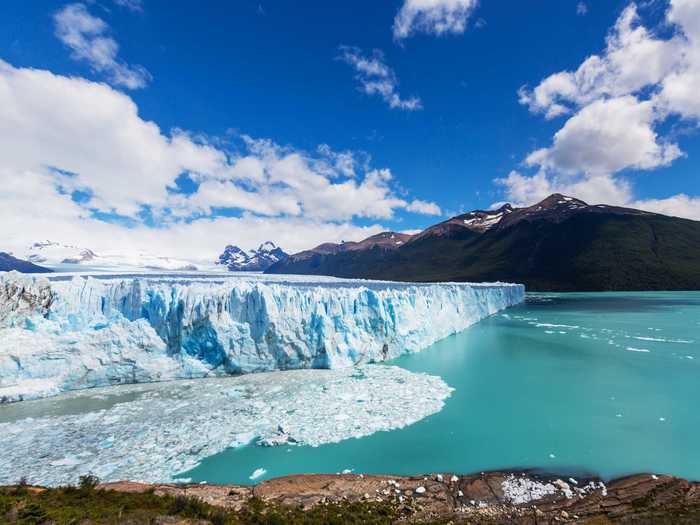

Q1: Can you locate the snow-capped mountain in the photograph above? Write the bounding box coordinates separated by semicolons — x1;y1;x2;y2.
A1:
20;241;202;271
25;241;97;265
267;193;700;291
218;241;288;271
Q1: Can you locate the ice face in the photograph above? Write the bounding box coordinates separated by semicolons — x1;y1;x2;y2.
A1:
0;365;453;486
0;271;524;401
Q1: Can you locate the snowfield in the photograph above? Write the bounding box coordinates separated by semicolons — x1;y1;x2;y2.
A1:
0;271;524;402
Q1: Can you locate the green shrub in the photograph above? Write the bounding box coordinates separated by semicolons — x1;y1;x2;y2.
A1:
17;501;49;525
78;474;100;492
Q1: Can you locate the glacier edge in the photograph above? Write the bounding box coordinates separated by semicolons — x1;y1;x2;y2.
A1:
0;272;524;401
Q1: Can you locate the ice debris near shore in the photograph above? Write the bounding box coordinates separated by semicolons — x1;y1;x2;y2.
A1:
0;365;453;486
0;271;524;401
501;474;608;504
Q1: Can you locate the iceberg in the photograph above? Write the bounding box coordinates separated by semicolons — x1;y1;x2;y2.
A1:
0;366;452;486
0;271;524;401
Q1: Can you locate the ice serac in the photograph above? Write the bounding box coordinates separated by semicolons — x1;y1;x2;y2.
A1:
0;271;524;401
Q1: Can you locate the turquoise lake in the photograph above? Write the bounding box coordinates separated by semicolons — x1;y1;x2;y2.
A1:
184;292;700;483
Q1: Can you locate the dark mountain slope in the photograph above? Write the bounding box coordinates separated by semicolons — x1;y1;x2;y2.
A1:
0;252;52;273
369;213;700;290
272;232;412;278
267;195;700;291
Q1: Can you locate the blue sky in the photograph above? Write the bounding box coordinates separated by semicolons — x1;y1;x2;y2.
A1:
1;0;699;257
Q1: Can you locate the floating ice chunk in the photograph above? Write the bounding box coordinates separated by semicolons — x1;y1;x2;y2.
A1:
173;478;191;484
249;468;267;480
634;336;693;344
0;365;452;487
549;453;556;459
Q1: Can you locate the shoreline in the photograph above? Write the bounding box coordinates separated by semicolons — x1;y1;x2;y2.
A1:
87;470;700;523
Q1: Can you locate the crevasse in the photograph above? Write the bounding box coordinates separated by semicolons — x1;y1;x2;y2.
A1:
0;271;524;401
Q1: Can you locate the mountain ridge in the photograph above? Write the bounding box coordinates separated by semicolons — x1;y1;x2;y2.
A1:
267;194;700;291
0;252;52;273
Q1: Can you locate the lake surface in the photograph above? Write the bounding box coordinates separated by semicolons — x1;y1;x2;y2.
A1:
184;292;700;483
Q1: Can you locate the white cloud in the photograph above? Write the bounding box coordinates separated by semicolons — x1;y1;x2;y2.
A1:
496;171;632;207
505;1;700;222
406;199;442;215
0;169;388;257
518;5;682;118
0;59;439;258
525;96;682;176
577;2;588;16
659;0;700;119
632;194;700;221
393;0;479;40
0;59;223;217
113;0;143;11
54;3;151;89
338;46;422;111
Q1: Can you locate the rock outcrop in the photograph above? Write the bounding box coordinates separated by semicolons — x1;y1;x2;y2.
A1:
100;471;700;523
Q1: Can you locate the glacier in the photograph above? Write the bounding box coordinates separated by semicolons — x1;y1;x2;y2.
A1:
0;366;453;486
0;271;524;402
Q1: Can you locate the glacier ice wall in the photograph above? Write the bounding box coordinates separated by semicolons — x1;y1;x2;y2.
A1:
0;271;524;401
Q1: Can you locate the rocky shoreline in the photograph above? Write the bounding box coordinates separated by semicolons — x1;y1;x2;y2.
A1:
99;470;700;523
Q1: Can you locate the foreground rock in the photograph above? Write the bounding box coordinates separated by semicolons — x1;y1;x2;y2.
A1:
100;471;700;523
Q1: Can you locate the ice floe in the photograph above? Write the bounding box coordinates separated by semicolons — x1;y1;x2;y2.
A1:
0;365;452;487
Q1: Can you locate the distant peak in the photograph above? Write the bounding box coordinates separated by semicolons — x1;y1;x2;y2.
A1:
258;241;278;252
218;241;288;271
538;194;588;207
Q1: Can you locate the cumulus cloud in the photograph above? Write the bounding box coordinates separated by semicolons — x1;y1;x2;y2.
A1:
393;0;479;40
0;59;439;257
518;5;682;119
506;1;700;221
112;0;143;11
405;199;442;215
338;46;422;111
54;3;151;89
632;194;700;221
525;96;682;176
496;171;633;207
577;2;588;16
